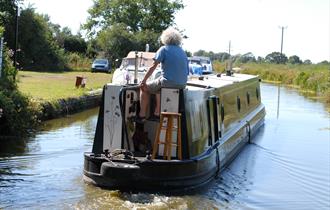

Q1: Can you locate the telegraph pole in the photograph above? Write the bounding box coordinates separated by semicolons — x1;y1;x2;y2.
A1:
14;5;19;70
228;40;231;56
277;26;287;119
226;41;233;76
279;26;287;63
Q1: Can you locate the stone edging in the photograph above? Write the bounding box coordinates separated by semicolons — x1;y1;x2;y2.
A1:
39;92;102;121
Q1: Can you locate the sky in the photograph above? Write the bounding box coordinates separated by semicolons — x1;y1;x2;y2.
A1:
24;0;329;63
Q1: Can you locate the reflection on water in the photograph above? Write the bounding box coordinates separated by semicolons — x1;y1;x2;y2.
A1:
0;84;329;209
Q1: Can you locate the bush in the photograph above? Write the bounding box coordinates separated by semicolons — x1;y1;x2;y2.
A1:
0;42;41;137
0;90;41;136
66;52;92;71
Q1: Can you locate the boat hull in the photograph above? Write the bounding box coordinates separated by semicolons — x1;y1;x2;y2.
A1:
84;151;218;193
83;73;266;193
83;105;265;192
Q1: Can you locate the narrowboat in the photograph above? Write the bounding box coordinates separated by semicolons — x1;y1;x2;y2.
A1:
188;56;213;75
112;51;162;85
83;67;265;193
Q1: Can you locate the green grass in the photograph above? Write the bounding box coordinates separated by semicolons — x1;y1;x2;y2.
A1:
212;62;330;104
17;71;112;101
239;63;329;94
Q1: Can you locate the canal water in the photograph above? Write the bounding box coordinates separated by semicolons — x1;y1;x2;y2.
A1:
0;83;329;209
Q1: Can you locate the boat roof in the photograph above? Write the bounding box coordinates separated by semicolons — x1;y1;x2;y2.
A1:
189;56;211;61
125;51;155;59
186;73;259;90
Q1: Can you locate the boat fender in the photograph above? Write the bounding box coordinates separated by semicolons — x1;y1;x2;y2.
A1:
246;121;251;143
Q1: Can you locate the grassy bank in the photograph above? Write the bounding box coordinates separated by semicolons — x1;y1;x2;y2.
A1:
16;71;113;121
17;71;112;101
240;63;328;92
213;61;329;103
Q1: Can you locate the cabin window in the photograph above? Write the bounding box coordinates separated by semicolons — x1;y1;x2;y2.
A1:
237;96;241;112
256;88;260;100
220;103;225;122
246;92;250;105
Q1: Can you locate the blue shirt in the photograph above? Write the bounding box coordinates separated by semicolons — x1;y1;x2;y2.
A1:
154;45;188;85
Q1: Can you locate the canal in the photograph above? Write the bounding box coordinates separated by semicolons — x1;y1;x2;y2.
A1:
0;83;329;209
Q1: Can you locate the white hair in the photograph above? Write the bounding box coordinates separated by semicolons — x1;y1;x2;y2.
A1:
160;27;182;46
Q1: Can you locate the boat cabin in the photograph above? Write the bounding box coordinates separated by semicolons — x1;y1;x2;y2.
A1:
92;73;263;159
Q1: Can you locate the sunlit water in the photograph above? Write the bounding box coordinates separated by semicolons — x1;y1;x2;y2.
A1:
0;84;329;209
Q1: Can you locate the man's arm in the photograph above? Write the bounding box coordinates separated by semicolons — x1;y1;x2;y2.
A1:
141;60;160;84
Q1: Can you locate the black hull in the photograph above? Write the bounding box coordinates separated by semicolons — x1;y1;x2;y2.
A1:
83;148;219;193
83;108;265;193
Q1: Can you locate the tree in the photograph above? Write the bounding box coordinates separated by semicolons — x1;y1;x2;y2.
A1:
218;52;230;62
265;52;288;64
193;50;207;57
0;26;40;137
84;0;184;61
185;50;192;57
52;27;87;54
288;55;302;64
238;52;256;63
257;56;264;63
63;35;87;54
303;59;312;64
84;0;184;35
0;0;22;51
318;60;329;65
86;39;98;58
18;7;66;71
96;23;136;61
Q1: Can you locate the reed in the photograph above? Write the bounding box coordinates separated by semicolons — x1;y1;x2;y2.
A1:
234;63;329;94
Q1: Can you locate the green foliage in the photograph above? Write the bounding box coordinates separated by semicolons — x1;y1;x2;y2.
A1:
319;60;329;65
97;23;135;61
96;24;161;60
63;35;87;54
288;55;302;64
134;29;160;52
240;63;329;94
237;52;256;64
212;60;226;73
0;42;17;89
51;26;87;54
0;89;41;136
86;39;98;58
84;0;184;61
18;7;66;71
0;40;40;137
265;52;288;64
303;59;312;64
66;52;92;71
84;0;184;35
0;0;22;50
194;50;230;62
